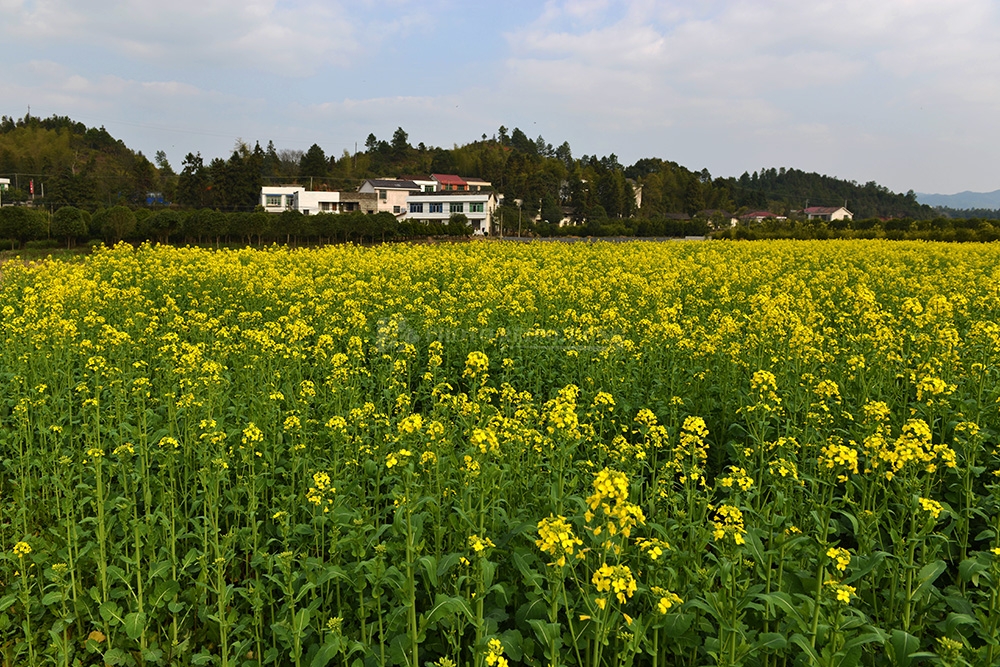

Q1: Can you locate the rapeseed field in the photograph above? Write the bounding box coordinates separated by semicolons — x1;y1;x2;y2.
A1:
1;240;999;667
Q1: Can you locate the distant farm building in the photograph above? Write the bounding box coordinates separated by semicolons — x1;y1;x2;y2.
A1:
804;206;853;221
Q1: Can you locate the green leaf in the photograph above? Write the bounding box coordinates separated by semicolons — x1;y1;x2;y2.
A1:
124;611;146;640
103;648;127;666
887;629;920;667
41;591;64;606
788;633;820;665
843;631;885;651
945;612;978;634
310;637;342;667
660;612;694;638
99;601;124;626
423;594;473;627
831;645;863;667
959;557;987;586
752;633;787;651
912;560;946;599
418;555;439;588
527;619;563;655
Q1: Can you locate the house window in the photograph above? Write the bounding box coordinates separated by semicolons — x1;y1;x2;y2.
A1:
285;195;295;208
379;190;387;200
423;185;434;192
393;205;401;213
410;203;424;213
469;202;484;213
321;202;334;211
265;195;281;207
429;203;443;213
450;202;464;213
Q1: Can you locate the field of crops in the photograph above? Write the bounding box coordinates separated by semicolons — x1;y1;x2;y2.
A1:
1;240;999;667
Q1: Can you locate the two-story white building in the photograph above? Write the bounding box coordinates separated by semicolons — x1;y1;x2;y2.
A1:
803;206;853;222
358;179;419;216
261;186;302;213
261;186;376;215
404;190;500;235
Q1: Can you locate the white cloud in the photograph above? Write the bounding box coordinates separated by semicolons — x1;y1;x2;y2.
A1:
491;0;1000;191
0;0;421;74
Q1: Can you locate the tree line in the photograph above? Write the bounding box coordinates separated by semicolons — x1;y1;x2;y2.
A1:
710;215;1000;243
0;206;476;250
0;112;958;227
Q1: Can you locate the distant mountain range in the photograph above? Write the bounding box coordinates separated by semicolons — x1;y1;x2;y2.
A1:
917;189;1000;210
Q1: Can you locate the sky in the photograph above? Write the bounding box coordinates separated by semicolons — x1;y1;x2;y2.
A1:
2;0;999;195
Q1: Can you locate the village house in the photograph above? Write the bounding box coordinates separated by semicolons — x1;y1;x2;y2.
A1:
398;175;438;192
803;206;853;221
404;189;500;235
260;186;376;215
357;179;420;216
740;211;787;223
259;173;497;233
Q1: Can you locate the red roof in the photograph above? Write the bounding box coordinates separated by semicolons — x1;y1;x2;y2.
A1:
741;211;777;218
432;174;467;187
804;206;842;214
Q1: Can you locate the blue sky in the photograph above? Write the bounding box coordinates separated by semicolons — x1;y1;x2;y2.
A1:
3;0;999;195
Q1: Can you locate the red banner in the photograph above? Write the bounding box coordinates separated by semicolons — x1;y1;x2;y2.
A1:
29;179;34;195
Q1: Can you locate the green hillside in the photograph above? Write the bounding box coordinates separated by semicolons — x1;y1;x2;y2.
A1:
0;114;162;208
0;113;937;223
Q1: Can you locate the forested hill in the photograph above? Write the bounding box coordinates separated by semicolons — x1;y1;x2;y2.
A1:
717;167;936;220
0;114;161;208
1;113;936;221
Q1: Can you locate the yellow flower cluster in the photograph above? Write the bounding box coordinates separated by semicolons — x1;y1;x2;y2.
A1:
915;375;955;404
585;468;645;539
397;413;423;435
872;419;956;479
824;579;856;604
744;370;782;414
719;466;754;491
484;638;508;667
468;535;496;554
535;515;583;567
463;351;489;379
306;471;336;510
13;541;31;558
543;384;582;437
818;439;859;482
471;428;500;454
826;547;851;572
669;416;709;484
711;504;747;545
918;497;944;519
635;537;670;560
385;449;412;469
767;458;802;484
592;563;637;604
651;586;683;613
242;422;264;445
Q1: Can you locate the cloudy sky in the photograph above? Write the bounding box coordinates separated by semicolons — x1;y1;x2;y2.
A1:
2;0;998;195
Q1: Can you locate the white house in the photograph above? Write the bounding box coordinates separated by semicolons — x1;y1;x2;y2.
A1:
404;190;499;235
358;179;420;216
804;206;853;221
261;186;302;213
399;175;438;192
260;186;377;215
